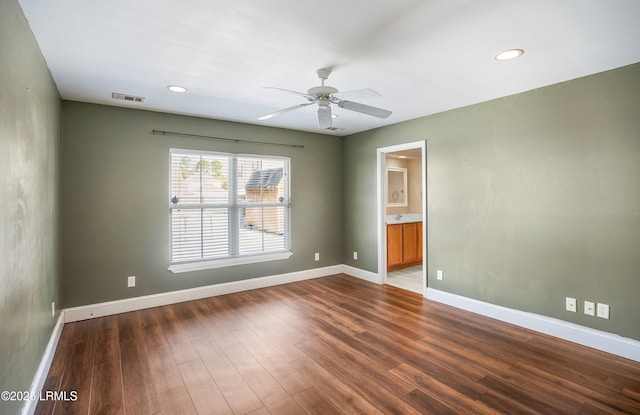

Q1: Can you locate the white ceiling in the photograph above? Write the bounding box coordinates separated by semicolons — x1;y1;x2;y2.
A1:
19;0;640;136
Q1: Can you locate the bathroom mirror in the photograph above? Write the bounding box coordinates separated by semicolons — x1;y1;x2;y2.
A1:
387;167;407;207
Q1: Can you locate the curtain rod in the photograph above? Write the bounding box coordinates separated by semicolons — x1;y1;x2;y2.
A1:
151;129;304;148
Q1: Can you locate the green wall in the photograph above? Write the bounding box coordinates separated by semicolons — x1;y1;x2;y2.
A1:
0;1;62;414
62;102;343;307
343;63;640;340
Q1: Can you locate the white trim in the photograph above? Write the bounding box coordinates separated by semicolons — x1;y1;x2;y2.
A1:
342;265;382;284
377;149;385;283
21;312;65;415
376;141;427;290
168;251;293;273
64;265;342;323
426;288;640;362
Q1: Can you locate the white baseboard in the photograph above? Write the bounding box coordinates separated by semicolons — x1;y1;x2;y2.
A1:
64;264;343;323
426;288;640;362
21;311;65;415
342;264;381;284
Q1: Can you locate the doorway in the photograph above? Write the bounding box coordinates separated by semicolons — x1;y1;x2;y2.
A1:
377;141;426;295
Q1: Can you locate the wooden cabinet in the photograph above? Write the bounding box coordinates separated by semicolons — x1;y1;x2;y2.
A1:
402;222;418;264
387;222;423;272
387;224;404;269
417;221;423;263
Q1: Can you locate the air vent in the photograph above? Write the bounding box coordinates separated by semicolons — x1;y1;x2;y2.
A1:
112;93;145;103
326;127;344;131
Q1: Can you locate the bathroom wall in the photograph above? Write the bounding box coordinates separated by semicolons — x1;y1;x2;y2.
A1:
408;158;423;214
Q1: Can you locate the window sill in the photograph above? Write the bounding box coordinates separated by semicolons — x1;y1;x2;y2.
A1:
168;251;293;274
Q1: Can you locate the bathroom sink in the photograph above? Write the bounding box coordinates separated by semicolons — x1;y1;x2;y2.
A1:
386;213;422;224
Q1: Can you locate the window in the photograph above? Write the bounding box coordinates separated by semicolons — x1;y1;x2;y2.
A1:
169;149;291;272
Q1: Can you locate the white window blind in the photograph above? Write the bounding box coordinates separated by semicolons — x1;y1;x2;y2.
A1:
170;149;290;265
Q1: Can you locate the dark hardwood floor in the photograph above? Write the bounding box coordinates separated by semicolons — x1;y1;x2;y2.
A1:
35;274;640;414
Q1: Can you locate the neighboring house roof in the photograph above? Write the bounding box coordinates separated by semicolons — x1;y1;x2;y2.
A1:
245;168;283;189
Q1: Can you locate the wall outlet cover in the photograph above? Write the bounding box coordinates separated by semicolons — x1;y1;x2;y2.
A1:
128;276;136;287
565;297;577;312
437;270;443;280
597;303;610;319
314;253;319;261
353;251;358;260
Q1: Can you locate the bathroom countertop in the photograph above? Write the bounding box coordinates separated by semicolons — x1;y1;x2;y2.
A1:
386;214;423;224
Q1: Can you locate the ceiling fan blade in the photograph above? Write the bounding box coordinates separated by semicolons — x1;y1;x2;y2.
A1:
337;100;392;119
257;102;314;120
331;88;381;101
263;87;315;101
317;105;332;129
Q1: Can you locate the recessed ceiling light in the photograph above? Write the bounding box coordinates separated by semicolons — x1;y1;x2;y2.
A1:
495;49;524;61
167;85;187;93
398;155;407;159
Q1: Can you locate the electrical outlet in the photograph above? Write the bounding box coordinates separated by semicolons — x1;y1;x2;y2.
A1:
565;297;577;312
597;303;610;319
353;251;358;260
128;276;136;287
314;253;319;261
584;301;595;316
51;301;55;318
436;270;443;280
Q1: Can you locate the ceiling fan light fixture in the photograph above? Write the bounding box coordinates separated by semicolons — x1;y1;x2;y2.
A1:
167;85;187;93
495;48;524;61
317;103;332;129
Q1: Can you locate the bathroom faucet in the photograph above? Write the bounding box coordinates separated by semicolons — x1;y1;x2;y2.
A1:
395;214;403;220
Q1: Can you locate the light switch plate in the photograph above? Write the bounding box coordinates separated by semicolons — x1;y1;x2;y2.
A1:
584;301;595;316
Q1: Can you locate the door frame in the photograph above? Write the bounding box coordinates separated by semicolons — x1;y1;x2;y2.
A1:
377;141;427;296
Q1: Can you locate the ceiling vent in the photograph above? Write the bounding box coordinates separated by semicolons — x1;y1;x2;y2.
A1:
112;92;145;103
326;126;344;131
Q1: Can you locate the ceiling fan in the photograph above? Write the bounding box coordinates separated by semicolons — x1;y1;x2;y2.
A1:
257;68;392;129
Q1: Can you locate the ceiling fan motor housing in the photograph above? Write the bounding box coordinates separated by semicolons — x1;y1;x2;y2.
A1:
307;85;338;100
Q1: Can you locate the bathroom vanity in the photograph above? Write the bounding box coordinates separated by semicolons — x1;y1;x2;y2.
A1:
386;218;422;272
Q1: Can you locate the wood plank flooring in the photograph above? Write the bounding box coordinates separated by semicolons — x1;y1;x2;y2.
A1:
35;274;640;415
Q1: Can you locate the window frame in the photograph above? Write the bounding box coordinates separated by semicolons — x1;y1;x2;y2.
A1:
167;148;292;273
